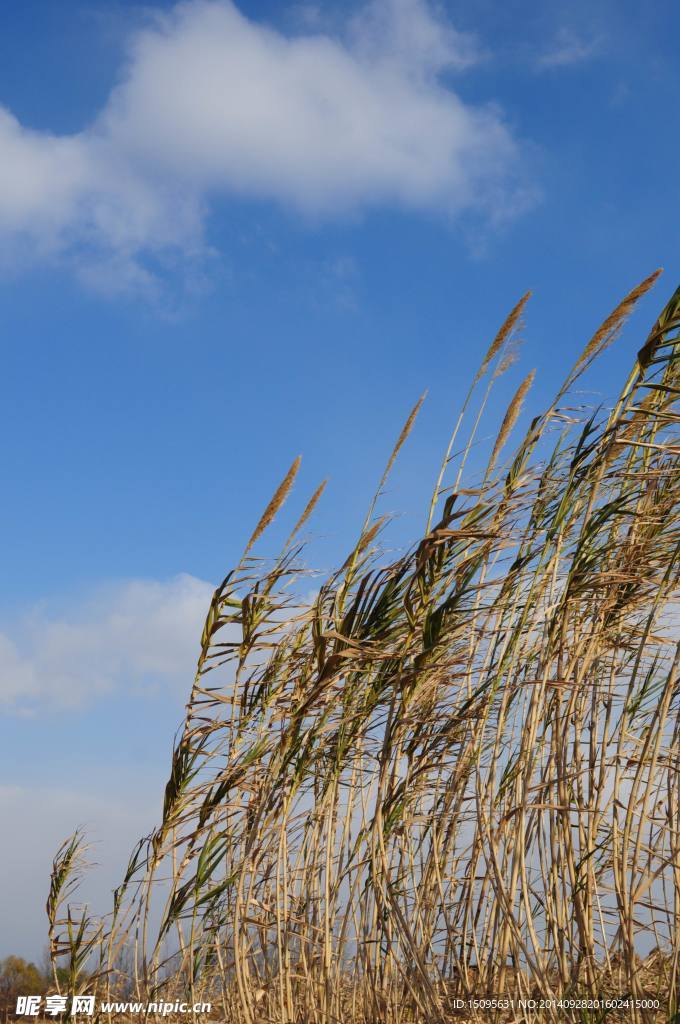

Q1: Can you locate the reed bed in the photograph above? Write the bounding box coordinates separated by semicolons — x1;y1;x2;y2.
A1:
49;276;680;1022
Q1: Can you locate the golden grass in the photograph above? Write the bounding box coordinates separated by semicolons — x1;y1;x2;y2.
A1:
47;276;680;1023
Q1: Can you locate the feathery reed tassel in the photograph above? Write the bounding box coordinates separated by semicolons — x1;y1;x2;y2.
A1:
476;291;532;383
382;391;427;484
567;269;662;384
284;478;327;549
245;455;301;554
488;369;536;475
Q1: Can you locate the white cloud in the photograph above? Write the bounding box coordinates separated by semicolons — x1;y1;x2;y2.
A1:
347;0;482;74
0;574;214;713
536;27;601;70
0;0;530;292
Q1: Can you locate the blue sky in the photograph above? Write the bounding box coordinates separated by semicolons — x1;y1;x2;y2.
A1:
0;0;678;959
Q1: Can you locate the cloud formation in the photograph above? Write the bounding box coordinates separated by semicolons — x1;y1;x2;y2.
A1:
536;27;601;70
0;0;529;291
0;574;214;713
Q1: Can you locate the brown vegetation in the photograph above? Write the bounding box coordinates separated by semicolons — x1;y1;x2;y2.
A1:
46;276;680;1023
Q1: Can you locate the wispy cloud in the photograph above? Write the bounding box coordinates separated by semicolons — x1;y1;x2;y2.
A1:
0;0;531;294
0;574;214;714
536;27;602;70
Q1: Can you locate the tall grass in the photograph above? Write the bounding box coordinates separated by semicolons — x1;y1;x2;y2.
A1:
50;276;680;1022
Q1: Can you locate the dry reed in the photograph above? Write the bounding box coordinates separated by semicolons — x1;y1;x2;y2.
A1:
47;277;680;1024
